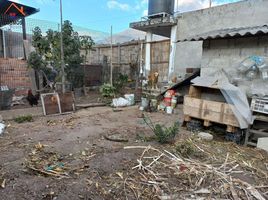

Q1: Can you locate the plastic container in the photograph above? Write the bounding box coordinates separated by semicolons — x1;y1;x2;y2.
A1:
171;97;177;108
166;106;173;114
164;97;172;106
164;90;175;98
141;97;149;108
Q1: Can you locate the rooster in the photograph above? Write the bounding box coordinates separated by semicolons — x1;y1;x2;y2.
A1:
26;90;40;106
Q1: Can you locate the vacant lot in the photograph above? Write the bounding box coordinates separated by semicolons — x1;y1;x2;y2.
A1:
0;106;267;200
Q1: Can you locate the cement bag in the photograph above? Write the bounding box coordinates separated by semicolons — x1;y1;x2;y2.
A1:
124;94;135;106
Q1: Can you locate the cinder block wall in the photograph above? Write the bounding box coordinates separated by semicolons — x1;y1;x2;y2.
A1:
201;36;268;75
0;58;31;95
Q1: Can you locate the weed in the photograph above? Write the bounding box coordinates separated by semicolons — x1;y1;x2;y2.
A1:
143;115;179;144
14;115;33;123
176;139;196;157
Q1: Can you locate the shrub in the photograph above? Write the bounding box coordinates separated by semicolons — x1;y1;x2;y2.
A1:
143;115;180;144
100;84;116;98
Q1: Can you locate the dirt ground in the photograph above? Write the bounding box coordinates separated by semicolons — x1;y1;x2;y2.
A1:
0;105;267;200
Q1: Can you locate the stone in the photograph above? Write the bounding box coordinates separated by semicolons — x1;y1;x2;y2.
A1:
257;138;268;152
198;132;214;141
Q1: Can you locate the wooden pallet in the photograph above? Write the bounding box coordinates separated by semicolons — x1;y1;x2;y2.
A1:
183;85;240;133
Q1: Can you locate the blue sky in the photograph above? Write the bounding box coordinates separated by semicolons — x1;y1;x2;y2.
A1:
13;0;240;34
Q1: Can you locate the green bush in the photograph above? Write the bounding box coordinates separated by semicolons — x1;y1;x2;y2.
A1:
143;115;180;144
100;84;116;98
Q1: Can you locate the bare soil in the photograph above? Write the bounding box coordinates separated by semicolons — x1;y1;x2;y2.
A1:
0;106;183;200
0;105;267;200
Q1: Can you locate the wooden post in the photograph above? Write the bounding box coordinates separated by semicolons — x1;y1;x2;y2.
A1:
22;17;27;60
110;26;113;86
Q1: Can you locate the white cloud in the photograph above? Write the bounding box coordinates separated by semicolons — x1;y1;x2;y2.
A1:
107;0;131;11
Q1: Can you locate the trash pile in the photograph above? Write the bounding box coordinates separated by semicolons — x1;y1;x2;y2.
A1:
140;90;178;114
24;143;70;179
232;56;268;97
112;94;135;107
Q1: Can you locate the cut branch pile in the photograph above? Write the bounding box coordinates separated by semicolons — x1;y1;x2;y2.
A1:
122;146;268;200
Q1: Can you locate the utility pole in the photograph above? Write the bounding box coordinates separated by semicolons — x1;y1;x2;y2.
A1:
110;26;113;86
209;0;212;8
60;0;66;93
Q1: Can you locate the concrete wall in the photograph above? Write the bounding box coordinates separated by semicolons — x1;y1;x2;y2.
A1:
174;41;202;77
173;0;268;79
176;0;268;40
201;36;268;75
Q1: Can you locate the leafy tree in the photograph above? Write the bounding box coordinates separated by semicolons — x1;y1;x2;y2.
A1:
28;20;94;88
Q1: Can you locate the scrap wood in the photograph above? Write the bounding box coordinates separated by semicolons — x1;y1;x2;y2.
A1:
26;165;70;179
122;145;267;199
76;103;106;109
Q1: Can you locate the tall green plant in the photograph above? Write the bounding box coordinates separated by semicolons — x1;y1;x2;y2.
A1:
143;115;180;144
28;21;94;88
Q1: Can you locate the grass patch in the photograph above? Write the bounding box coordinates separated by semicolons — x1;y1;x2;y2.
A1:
14;115;33;123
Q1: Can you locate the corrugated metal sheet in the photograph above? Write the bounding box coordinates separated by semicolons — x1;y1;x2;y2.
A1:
178;25;268;42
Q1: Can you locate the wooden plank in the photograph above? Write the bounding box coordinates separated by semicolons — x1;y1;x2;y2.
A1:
76;103;106;109
183;96;240;128
222;104;240;127
201;100;222;122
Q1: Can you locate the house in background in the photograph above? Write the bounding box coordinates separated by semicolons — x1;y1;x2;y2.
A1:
130;0;268;97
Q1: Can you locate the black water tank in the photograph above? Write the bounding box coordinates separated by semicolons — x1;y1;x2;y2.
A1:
148;0;174;16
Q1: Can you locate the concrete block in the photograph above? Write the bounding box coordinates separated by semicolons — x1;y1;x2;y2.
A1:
257;138;268;152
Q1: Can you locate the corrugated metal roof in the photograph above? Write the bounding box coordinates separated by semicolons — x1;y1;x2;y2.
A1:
178;25;268;42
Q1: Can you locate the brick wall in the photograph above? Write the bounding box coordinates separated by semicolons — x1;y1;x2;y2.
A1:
0;58;32;95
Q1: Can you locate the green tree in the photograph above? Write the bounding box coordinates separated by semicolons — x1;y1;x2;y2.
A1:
28;20;94;88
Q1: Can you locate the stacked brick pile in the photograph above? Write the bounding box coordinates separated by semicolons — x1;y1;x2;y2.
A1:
0;58;32;96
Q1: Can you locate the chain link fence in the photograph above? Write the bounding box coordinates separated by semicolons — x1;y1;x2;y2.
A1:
0;15;108;110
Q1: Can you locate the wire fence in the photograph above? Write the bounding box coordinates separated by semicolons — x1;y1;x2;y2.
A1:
0;16;109;109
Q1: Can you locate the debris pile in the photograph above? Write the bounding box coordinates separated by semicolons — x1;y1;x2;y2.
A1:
118;145;268;200
24;143;70;178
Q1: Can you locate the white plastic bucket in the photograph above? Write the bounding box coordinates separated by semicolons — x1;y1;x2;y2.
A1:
166;106;173;114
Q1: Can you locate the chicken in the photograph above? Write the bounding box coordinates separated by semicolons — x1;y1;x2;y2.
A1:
26;90;40;106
